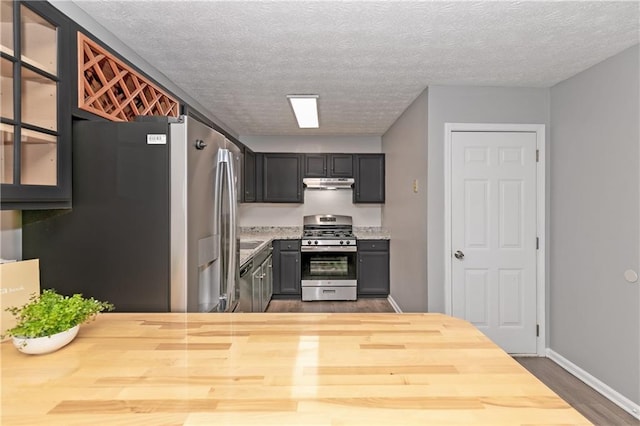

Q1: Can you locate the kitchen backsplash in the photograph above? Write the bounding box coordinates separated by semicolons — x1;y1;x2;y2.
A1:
239;189;382;227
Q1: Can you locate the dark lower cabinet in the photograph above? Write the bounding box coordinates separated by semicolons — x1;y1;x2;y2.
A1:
353;154;385;203
262;153;303;203
357;239;390;297
272;240;301;297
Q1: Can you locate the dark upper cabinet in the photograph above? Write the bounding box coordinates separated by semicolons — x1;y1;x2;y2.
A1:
304;154;327;177
262;153;303;203
272;239;301;296
329;154;353;177
242;147;256;202
353;154;385;203
1;1;72;210
304;154;353;178
357;239;390;297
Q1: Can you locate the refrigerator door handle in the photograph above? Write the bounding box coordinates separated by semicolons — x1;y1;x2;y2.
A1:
225;148;238;312
212;148;237;312
212;150;225;256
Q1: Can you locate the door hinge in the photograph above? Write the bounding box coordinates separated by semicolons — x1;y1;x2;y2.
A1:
536;149;540;162
536;324;540;337
536;237;539;250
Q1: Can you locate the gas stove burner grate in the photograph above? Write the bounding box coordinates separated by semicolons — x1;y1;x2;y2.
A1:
303;230;355;239
302;214;356;245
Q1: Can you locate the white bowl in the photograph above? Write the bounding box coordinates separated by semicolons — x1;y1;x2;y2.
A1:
12;325;80;355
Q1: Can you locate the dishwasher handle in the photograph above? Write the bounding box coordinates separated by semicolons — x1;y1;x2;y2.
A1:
240;261;253;277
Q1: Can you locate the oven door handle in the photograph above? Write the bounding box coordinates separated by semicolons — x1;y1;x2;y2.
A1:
301;246;357;252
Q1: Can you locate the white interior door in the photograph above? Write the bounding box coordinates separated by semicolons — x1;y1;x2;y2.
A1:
451;130;537;354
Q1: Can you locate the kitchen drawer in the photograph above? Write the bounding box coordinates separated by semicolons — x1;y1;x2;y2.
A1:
278;240;301;251
357;240;389;251
302;286;357;301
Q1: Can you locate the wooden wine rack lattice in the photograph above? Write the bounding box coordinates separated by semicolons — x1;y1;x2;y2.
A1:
78;33;179;121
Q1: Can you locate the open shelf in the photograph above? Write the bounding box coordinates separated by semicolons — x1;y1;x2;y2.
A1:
77;32;179;122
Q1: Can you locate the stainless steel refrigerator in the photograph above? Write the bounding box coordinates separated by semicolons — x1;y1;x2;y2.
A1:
22;116;241;313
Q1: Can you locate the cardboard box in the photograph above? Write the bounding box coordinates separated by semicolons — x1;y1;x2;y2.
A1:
0;259;40;340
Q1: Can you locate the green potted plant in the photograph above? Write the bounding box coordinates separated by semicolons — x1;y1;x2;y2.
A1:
3;289;114;355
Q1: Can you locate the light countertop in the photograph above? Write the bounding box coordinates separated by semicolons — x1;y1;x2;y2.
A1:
239;227;302;266
239;227;390;267
353;227;391;240
1;312;589;425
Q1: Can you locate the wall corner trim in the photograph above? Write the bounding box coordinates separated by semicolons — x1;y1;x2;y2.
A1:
546;348;640;420
387;295;403;313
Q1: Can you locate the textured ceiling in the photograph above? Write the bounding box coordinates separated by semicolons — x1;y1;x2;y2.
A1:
72;1;639;136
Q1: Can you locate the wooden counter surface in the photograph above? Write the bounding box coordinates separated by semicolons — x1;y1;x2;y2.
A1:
1;313;591;425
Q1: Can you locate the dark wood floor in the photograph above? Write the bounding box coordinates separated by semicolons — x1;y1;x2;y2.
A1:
266;298;396;313
266;300;636;425
515;357;637;425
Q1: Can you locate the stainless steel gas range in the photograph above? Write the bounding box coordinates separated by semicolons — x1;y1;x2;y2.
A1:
301;214;357;301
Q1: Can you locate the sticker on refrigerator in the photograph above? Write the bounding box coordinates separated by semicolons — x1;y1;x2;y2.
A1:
147;134;167;145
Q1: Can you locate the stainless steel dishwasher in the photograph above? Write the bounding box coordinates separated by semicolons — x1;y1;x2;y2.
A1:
237;260;254;312
237;244;273;312
251;245;273;312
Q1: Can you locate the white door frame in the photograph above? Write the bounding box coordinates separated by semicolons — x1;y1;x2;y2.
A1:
444;123;546;355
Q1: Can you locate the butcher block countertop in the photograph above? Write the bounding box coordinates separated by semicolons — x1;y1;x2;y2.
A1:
1;313;590;425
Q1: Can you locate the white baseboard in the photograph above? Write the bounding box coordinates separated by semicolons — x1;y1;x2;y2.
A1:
387;295;402;313
546;348;640;420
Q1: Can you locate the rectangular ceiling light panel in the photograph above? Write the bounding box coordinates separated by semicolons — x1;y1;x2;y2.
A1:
287;95;319;128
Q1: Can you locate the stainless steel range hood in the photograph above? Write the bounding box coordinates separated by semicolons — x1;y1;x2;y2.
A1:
303;177;354;190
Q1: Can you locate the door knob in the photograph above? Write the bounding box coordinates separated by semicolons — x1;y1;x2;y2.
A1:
454;250;465;260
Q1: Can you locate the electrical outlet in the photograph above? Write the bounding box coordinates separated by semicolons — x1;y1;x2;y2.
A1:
413;179;418;193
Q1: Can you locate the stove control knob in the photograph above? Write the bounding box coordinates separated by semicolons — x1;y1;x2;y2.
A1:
314;240;318;245
340;240;344;245
346;240;351;245
307;240;312;245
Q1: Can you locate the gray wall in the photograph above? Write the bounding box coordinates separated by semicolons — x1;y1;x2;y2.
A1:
426;86;550;313
381;89;429;312
549;45;639;405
